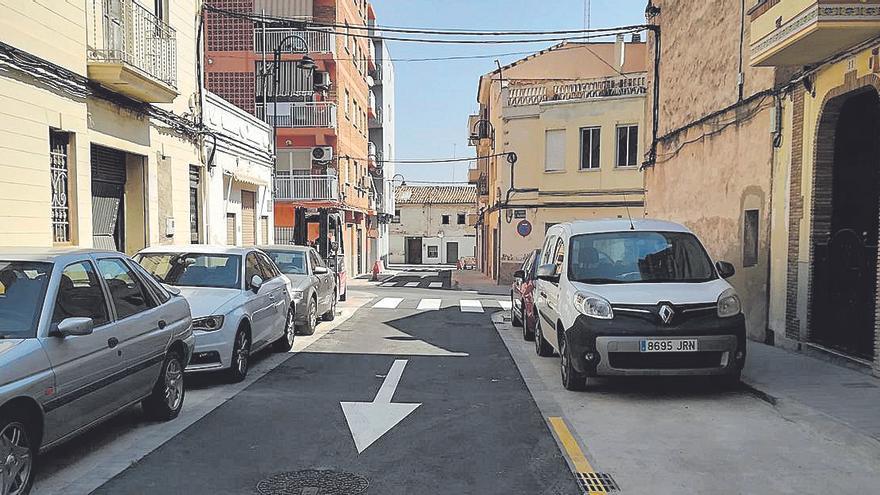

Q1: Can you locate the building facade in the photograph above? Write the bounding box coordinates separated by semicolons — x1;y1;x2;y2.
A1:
202;91;275;246
368;34;397;268
748;0;880;374
389;186;477;265
204;0;381;277
0;0;203;254
469;39;647;285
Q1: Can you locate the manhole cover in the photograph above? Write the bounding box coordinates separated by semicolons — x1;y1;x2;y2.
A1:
256;470;369;495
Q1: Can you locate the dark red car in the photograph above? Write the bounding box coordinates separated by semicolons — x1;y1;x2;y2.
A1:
511;249;541;341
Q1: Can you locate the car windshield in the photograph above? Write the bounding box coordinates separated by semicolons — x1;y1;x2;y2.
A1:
0;261;52;337
137;253;241;289
568;231;717;284
264;250;307;275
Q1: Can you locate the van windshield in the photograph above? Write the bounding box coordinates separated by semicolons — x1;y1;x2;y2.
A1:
568;231;717;284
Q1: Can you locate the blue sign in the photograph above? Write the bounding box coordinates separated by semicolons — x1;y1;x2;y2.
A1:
517;220;532;237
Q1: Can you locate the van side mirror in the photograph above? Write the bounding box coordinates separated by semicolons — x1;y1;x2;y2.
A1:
535;263;559;283
716;261;736;279
53;317;94;337
250;275;264;292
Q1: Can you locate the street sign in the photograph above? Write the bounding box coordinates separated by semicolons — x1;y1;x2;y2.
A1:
341;360;421;453
517;220;532;237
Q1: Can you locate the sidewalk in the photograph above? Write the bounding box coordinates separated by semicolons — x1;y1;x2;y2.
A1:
451;269;509;295
742;341;880;448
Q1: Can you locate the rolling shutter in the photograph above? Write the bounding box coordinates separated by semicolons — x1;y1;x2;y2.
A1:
226;213;236;245
241;190;256;246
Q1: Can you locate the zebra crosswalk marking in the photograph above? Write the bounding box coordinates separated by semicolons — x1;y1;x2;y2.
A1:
459;300;484;313
373;297;404;309
429;282;443;288
497;300;512;310
405;282;420;287
417;299;442;310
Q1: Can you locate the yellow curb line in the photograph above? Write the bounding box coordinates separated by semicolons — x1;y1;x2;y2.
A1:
548;416;606;494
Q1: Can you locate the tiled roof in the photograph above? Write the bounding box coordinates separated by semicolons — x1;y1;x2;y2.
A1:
395;185;477;205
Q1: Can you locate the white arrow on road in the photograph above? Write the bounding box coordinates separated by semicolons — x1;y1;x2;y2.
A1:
341;359;421;454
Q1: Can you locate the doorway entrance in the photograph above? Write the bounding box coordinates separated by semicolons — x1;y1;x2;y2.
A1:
446;242;459;265
810;89;880;360
406;237;423;264
91;145;126;251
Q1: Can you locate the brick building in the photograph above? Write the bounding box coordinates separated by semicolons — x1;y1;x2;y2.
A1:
204;0;381;278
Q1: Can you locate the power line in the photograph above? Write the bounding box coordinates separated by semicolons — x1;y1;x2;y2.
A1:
340;153;507;164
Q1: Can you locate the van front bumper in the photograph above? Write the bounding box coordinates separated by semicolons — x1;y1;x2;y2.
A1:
566;311;746;377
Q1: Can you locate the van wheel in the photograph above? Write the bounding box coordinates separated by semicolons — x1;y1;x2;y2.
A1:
534;319;553;357
0;411;35;495
143;352;185;421
560;334;587;391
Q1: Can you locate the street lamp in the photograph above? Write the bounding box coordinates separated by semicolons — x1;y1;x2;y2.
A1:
391;174;406;187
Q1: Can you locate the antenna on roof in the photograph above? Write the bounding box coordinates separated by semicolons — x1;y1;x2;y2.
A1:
583;0;591;30
623;192;635;230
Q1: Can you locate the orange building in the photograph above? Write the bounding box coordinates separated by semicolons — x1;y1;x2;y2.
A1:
204;0;378;277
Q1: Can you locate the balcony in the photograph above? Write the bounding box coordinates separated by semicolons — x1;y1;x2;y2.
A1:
87;0;178;103
368;92;377;118
254;28;335;55
750;0;880;67
506;74;647;107
275;174;339;201
369;106;383;128
256;102;337;128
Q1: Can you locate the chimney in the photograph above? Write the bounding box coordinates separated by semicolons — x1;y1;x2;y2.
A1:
631;33;642;43
614;34;626;71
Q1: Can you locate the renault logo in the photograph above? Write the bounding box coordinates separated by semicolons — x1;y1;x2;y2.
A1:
658;304;675;325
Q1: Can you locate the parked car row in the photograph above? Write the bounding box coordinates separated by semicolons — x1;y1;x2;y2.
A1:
0;244;338;494
511;219;747;391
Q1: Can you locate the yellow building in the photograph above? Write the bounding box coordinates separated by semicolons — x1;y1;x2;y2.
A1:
750;0;880;373
468;38;647;284
0;0;209;254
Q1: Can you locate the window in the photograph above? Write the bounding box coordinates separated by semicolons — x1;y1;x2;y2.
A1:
189;165;200;244
265;250;307;275
457;214;466;225
129;260;170;305
743;209;759;267
138;253;242;289
50;130;72;244
245;253;263;285
345;90;351;119
541;235;558;266
442;215;450;225
545;129;565;172
257;252;280;280
579;127;601;170
616;124;639;167
552;238;566;277
308;250;323;272
53;261;109;326
0;261;52;337
392;210;401;223
428;246;439;258
97;258;152;319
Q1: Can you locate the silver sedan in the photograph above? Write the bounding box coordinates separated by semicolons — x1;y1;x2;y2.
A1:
260;246;337;336
0;248;193;495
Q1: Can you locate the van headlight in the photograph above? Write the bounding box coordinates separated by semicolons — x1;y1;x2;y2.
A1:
575;292;613;320
193;315;225;331
717;289;742;318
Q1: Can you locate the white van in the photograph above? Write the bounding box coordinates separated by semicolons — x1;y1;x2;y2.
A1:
534;219;746;391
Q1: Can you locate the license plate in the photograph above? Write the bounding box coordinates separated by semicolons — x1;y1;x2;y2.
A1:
640;339;699;352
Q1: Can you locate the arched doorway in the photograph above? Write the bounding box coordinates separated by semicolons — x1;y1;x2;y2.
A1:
810;89;880;360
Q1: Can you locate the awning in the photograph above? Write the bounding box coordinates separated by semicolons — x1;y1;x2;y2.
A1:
225;159;272;187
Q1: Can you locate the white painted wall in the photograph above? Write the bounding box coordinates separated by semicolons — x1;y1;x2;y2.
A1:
389;202;477;264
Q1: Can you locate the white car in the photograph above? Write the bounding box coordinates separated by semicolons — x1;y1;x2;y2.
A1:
534;219;746;391
136;246;294;382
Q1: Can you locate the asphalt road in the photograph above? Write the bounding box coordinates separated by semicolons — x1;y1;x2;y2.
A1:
91;284;578;495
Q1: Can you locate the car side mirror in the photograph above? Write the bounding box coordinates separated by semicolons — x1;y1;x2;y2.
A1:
535;263;559;283
513;269;525;281
314;266;329;275
54;317;94;337
164;285;181;296
716;261;736;279
250;274;264;292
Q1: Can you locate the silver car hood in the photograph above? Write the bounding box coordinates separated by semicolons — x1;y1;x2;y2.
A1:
283;274;314;291
176;287;242;317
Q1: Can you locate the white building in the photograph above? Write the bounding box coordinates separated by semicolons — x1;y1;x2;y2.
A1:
202;92;274;245
369;34;396;266
390;186;477;265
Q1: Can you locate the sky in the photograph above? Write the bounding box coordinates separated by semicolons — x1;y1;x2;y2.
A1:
368;0;649;185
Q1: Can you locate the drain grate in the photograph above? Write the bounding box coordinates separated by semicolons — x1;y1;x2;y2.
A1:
256;470;369;495
576;472;620;493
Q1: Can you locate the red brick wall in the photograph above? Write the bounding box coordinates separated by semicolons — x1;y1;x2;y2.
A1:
207;72;256;114
206;0;254;52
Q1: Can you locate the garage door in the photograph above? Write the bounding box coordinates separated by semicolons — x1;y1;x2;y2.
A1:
226;213;236;246
241;190;256;246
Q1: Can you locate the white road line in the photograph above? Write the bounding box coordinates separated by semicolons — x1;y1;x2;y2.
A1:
459;300;484;313
373;297;404;309
405;282;420;287
417;298;442;310
381;282;397;287
429;282;443;288
498;300;512;310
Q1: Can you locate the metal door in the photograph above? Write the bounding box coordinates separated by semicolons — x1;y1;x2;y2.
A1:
446;242;459;265
406;238;422;264
91;145;126;251
241;191;256;245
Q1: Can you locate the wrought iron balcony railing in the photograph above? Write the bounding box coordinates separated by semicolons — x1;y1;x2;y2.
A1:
254;28;335;55
275;174;339;201
256;102;337;128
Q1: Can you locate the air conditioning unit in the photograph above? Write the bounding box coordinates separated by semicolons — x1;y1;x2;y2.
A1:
314;71;332;91
312;146;333;162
